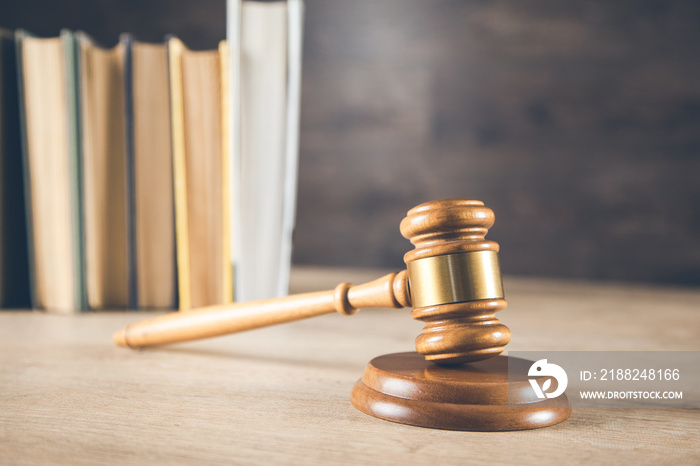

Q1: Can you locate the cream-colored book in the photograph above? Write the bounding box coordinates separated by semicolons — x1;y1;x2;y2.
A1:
127;36;177;309
169;37;232;310
77;32;130;309
16;30;85;313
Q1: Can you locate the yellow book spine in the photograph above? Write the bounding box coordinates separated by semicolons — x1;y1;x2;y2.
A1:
219;40;234;304
168;37;191;311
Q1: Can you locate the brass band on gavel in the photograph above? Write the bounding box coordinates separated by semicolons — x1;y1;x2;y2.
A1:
407;250;504;308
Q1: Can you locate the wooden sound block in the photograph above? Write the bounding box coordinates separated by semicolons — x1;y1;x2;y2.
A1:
351;352;571;431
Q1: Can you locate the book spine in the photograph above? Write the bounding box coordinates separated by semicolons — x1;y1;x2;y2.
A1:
62;29;87;311
13;30;38;310
0;32;30;308
279;0;305;298
168;37;191;311
219;40;234;304
227;0;242;302
121;33;138;310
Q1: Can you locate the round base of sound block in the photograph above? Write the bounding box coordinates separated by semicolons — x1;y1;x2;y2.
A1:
351;352;571;431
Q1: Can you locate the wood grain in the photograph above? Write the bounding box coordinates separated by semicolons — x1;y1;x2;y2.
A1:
1;267;699;464
293;0;700;286
351;352;571;431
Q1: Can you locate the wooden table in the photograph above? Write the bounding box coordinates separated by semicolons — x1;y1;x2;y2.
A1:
1;267;699;464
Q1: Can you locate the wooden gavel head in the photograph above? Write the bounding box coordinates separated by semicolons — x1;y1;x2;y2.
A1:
400;199;510;365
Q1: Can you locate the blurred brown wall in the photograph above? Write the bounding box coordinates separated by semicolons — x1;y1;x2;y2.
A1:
298;0;700;285
3;0;700;285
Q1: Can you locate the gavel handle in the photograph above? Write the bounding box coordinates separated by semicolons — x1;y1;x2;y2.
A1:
114;271;411;348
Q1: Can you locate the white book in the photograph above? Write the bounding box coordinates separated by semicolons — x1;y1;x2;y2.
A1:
228;0;304;302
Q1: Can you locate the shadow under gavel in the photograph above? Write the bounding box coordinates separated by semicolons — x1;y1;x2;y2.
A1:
114;199;510;365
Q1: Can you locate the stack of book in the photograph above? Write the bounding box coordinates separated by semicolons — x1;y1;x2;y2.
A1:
0;0;304;313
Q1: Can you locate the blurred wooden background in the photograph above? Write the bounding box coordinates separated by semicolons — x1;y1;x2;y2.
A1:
3;0;699;285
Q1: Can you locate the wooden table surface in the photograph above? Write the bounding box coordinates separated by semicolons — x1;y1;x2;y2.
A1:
1;267;699;465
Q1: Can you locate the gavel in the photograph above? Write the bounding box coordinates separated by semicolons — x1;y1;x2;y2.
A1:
114;199;510;365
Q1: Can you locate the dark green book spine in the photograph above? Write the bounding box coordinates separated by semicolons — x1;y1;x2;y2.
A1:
0;30;30;308
121;33;138;310
13;29;38;309
61;30;87;311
